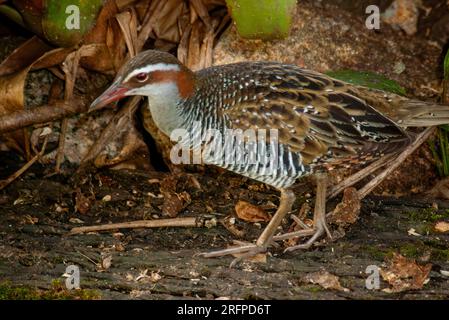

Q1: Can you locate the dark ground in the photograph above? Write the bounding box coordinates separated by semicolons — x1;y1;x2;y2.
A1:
0;160;448;299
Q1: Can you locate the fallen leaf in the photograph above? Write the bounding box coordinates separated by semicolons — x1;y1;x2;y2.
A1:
160;175;190;217
75;189;93;214
99;254;112;271
161;193;184;217
434;221;449;233
380;253;432;293
328;187;360;227
304;270;349;292
0;36;51;77
114;243;125;252
235;200;270;223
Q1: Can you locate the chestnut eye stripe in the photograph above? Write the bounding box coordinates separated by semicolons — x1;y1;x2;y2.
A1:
124;63;180;83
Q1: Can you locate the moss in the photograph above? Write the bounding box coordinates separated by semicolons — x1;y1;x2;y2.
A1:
407;208;449;223
431;248;449;262
305;285;323;293
399;243;422;259
362;245;388;260
0;280;100;300
423;240;449;261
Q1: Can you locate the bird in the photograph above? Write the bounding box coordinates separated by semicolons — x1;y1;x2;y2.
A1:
90;49;449;261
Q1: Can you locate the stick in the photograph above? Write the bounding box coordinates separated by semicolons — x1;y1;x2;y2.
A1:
68;217;204;235
0;133;49;190
327;153;396;199
0;98;87;134
358;127;436;199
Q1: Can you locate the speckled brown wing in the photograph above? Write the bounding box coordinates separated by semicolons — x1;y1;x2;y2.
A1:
218;62;412;168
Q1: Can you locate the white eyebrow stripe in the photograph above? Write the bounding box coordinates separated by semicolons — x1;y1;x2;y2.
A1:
123;63;180;82
124;63;180;82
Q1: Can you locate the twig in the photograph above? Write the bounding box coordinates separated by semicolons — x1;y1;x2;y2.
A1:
0;133;49;190
55;118;68;172
68;217;204;235
327;153;396;199
358;127;436;199
55;47;94;172
0;98;87;134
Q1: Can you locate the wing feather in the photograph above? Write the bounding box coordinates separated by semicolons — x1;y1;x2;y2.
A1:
219;63;411;167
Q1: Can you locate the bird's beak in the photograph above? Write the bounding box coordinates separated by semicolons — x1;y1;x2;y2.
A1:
89;83;130;112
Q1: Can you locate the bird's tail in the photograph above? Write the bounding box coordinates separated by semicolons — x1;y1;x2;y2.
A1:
396;100;449;127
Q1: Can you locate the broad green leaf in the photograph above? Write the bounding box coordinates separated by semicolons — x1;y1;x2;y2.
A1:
6;0;103;47
326;70;406;96
225;0;296;40
43;0;103;47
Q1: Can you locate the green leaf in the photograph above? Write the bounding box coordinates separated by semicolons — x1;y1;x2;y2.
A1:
326;70;406;96
43;0;103;47
444;49;449;81
225;0;296;40
8;0;103;47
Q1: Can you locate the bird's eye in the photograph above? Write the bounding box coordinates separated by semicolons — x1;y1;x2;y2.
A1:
135;72;148;82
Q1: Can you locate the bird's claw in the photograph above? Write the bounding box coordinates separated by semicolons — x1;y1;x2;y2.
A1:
282;218;331;253
199;243;267;268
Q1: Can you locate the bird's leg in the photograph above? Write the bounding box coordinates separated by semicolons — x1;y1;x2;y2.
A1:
200;189;296;261
277;129;435;246
281;173;330;252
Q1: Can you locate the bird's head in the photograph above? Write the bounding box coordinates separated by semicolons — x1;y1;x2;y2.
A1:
89;50;196;112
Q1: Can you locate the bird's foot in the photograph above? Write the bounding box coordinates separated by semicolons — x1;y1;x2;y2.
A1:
281;217;332;253
199;242;267;268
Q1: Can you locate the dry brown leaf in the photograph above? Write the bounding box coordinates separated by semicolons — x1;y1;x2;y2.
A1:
151;0;187;43
380;253;432;293
83;0;119;44
106;17;127;72
116;9;139;57
434;221;449;233
328;187;361;227
97;254;113;271
159;175;190;217
80;43;117;74
235;200;270;223
187;20;204;70
189;0;212;28
178;23;192;66
31;47;74;71
75;188;93;215
0;67;30;154
94;127;152;171
304;270;349;292
0;43;75;155
0;36;51;77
